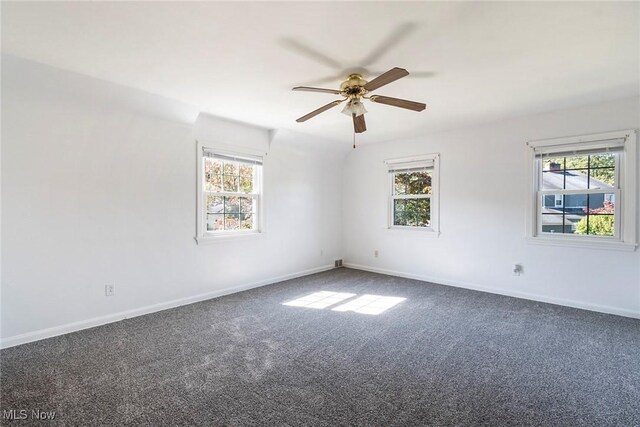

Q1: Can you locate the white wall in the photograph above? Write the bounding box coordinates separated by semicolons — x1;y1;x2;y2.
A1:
1;56;346;346
342;97;640;318
2;55;638;349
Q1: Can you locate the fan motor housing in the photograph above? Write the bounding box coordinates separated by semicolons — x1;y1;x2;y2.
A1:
340;74;368;97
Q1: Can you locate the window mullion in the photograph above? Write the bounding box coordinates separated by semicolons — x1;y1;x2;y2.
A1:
393;194;431;200
538;189;606;196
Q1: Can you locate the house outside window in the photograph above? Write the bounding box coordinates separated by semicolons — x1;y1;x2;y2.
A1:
386;154;440;235
527;130;637;251
196;142;263;243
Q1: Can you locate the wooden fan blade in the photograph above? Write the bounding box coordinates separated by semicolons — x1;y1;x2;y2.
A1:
293;86;342;95
296;100;344;122
369;95;426;112
363;67;409;92
353;113;366;133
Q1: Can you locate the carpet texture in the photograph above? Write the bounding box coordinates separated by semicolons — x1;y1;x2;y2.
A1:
1;268;639;426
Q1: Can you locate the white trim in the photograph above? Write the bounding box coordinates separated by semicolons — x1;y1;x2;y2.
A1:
196;230;265;245
384;154;436;166
526;129;632;150
538;188;618;196
386;153;440;234
196;140;265;242
343;263;640;319
0;264;336;349
388;226;441;237
197;138;267;158
525;236;637;251
525;129;637;249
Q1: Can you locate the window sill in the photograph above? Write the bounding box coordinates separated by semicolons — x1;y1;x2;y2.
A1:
388;226;440;237
526;236;637;252
195;231;264;245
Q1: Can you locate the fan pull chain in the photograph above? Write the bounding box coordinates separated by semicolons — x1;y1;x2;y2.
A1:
353;131;356;149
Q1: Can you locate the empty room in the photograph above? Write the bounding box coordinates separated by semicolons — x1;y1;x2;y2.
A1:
1;1;639;426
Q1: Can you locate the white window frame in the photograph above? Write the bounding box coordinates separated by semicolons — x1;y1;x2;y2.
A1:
526;129;637;251
195;140;264;244
385;153;440;236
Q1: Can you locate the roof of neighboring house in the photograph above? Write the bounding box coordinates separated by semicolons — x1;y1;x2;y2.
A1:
541;208;583;225
542;170;614;190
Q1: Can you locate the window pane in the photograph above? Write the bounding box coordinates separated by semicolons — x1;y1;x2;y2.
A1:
564;211;586;234
394;172;432;195
541;214;572;234
223;175;239;192
576;215;614;236
590;153;615;169
552;192;615;214
414;198;431;226
224;196;240;213
542;157;564;171
206;195;224;213
588;192;615;213
393;199;407;226
207;213;224;231
542;193;615;214
542;152;617;190
537;144;622;240
223;161;239;175
542;169;589;190
240;197;253;213
411;172;432;194
241;213;254;230
394;177;408;195
541;171;564;190
204;159;223;192
564;154;589;170
405;199;418;226
204;158;222;175
205;174;222;192
589;168;615;188
564;169;589;190
393;198;430;227
541;192;616;236
239;165;254;193
541;194;564;211
202;154;261;234
224;214;240;230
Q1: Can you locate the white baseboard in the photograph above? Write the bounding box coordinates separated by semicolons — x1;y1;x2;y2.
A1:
0;264;335;349
343;263;640;320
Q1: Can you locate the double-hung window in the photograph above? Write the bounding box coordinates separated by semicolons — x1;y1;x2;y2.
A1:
527;130;637;250
386;154;440;234
196;144;263;242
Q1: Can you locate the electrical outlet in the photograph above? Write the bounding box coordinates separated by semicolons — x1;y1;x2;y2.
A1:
105;284;115;296
374;249;379;258
513;264;523;276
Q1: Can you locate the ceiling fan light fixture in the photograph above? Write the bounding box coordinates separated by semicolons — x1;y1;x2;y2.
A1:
292;67;425;138
341;99;367;117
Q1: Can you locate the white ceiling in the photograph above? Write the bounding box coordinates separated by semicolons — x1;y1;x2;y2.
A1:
2;2;639;144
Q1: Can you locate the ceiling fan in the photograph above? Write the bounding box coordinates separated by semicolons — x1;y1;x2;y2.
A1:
292;67;426;134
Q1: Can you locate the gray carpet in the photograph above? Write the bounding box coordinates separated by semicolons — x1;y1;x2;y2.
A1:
1;268;639;426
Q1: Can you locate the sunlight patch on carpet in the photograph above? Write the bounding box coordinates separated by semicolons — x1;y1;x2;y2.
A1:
282;291;356;309
332;295;406;315
283;292;405;314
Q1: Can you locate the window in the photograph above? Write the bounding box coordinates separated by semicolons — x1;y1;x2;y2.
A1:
527;130;637;251
196;143;263;242
386;154;440;234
